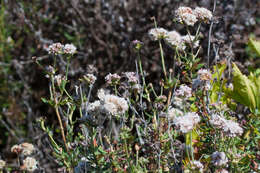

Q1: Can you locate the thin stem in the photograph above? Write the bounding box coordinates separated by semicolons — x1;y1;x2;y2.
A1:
159;39;167;79
138;51;146;86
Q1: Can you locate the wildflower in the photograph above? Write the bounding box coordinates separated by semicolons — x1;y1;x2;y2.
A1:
209;114;227;129
211;151;228;167
173;112;200;133
97;89;106;101
222;120;243;137
123;72;139;84
105;73;121;85
87;101;101;112
20;143;35;156
191;160;204;172
83;74;97;85
173;96;183;108
0;160;6;169
194;7;213;23
11;144;22;154
216;169;229;173
175;85;192;98
228;83;233;90
132;40;144;51
175;7;197;26
132;84;141;93
165;31;184;50
22;157;38;172
103;94;128;116
197;69;212;81
47;42;64;55
63;43;77;55
148;28;168;40
181;35;200;48
54;74;65;87
167;107;183;120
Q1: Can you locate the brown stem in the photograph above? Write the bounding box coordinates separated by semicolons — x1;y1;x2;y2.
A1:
54;99;69;153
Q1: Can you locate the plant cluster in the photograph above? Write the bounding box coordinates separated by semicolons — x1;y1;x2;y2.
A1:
0;4;260;173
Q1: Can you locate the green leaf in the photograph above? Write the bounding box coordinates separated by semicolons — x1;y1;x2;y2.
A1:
248;38;260;57
229;63;259;113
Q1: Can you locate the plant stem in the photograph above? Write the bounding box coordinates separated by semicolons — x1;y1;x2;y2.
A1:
159;39;167;79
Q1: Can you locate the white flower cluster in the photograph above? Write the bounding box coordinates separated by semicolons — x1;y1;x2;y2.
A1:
47;43;77;55
22;157;38;172
191;160;204;172
197;69;212;81
84;74;97;85
211;151;228;167
0;160;6;169
167;107;183;120
175;6;212;26
210;114;243;137
148;28;168;41
175;85;192;98
149;28;200;50
181;35;200;48
123;72;139;84
87;89;129;118
105;73;121;85
11;142;35;156
173;112;200;133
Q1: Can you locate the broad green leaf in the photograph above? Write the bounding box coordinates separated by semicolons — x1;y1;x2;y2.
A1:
230;63;258;112
248;38;260;57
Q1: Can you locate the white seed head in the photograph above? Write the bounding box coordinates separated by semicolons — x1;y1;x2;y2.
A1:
63;44;77;54
175;7;198;26
20;143;35;156
222;120;243;137
148;28;168;41
211;151;228;167
175;85;192;98
173;112;200;133
167;108;183;120
47;42;64;55
0;160;6;169
22;157;38;172
84;74;97;85
165;31;185;50
103;94;128;116
181;35;200;48
194;7;213;23
198;69;212;81
191;160;204;172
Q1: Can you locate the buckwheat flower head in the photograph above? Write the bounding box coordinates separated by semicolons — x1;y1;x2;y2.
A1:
0;160;6;169
105;73;121;85
97;89;106;101
22;157;37;172
211;151;228;167
194;7;213;23
175;85;192;98
63;43;77;55
173;96;183;108
181;35;200;48
191;160;204;172
84;74;97;85
104;94;128;116
222;120;243;137
165;31;185;50
175;7;197;26
87;101;101;112
11;144;22;154
216;169;229;173
209;114;227;129
198;69;212;81
21;143;35;156
123;72;139;84
167;107;183;120
148;28;168;41
173;112;200;133
47;42;64;55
